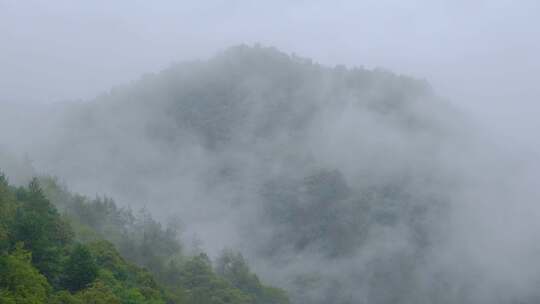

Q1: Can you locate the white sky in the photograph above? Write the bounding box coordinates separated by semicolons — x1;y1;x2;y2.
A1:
1;0;539;148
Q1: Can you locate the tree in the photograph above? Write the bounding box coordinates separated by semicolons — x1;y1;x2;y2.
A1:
49;291;83;304
0;171;16;254
215;250;262;297
11;179;73;286
215;250;290;304
0;244;51;304
74;281;120;304
0;172;288;304
63;244;98;292
181;254;253;304
259;287;290;304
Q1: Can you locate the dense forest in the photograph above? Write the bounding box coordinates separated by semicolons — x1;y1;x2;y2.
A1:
0;172;289;303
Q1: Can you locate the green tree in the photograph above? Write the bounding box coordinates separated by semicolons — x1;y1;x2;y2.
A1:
259;287;290;304
11;178;73;286
49;291;83;304
74;281;121;304
215;250;262;296
216;250;289;304
0;244;51;304
181;254;252;304
0;173;16;253
0;172;288;304
63;244;98;292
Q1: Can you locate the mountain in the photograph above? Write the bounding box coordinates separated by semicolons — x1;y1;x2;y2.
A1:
3;45;522;304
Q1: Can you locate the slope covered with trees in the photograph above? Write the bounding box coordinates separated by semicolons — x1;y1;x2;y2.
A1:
3;45;519;303
22;45;460;303
0;172;289;304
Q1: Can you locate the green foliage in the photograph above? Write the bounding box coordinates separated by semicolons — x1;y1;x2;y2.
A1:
0;244;51;304
216;250;289;304
0;174;16;253
40;177;183;283
63;244;98;292
259;287;290;304
87;241;168;304
0;174;172;303
0;171;289;304
179;254;253;304
49;291;83;304
86;241;129;281
215;250;262;296
10;178;73;286
74;281;120;304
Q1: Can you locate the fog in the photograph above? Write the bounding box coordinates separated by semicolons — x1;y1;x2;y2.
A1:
1;1;540;303
2;1;539;134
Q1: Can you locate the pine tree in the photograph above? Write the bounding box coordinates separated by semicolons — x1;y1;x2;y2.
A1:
63;244;98;292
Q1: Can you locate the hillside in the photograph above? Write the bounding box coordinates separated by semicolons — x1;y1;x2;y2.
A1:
0;172;289;303
1;45;506;304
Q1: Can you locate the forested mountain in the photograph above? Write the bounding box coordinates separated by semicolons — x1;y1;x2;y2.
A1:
0;172;289;303
1;45;530;303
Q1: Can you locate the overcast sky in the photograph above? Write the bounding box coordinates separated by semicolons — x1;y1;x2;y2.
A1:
1;0;539;148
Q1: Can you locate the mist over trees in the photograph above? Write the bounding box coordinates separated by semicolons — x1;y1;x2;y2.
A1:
1;45;540;303
0;173;289;303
